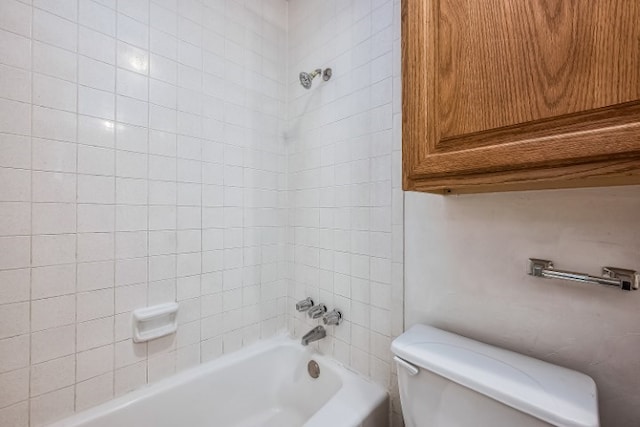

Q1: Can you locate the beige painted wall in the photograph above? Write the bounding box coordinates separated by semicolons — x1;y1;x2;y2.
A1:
404;185;640;427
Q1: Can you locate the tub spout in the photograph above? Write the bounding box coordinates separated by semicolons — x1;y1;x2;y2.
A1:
301;325;326;346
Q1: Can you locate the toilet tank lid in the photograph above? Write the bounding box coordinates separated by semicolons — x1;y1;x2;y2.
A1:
391;324;599;427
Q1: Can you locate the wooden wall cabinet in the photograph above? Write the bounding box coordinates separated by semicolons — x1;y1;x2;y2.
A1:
402;0;640;194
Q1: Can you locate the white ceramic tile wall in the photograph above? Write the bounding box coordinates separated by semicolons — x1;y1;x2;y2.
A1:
0;0;289;425
286;0;403;424
405;186;640;427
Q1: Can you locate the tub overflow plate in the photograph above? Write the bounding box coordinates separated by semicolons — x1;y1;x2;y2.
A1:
308;360;320;379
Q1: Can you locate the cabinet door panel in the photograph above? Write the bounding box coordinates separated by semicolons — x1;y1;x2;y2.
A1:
403;0;640;193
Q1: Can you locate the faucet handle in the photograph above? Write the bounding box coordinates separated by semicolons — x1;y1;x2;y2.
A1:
296;297;314;312
323;309;342;326
307;303;327;319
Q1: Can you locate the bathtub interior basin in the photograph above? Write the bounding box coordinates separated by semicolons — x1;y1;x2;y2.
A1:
48;334;389;427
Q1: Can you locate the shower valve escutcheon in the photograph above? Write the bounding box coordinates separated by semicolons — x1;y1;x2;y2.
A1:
322;309;342;326
295;297;314;312
307;303;327;319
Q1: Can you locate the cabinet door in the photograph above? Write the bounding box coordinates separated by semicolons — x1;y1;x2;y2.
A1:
402;0;640;193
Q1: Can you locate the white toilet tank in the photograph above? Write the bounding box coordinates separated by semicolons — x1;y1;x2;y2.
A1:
391;325;599;427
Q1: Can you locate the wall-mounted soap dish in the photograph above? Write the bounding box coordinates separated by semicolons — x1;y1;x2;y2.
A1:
132;302;179;343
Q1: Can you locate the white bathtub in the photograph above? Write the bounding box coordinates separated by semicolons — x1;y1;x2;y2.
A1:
49;335;389;427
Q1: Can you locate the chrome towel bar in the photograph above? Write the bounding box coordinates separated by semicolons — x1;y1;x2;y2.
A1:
529;259;639;291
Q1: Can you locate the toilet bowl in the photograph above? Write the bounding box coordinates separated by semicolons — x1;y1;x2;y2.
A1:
391;325;599;427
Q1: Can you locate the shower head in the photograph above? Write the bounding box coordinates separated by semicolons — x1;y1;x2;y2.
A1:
299;69;322;89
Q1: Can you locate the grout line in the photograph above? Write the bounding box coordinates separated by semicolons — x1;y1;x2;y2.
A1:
111;0;119;401
171;0;178;375
73;0;80;414
144;0;152;387
27;0;35;423
198;3;205;365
